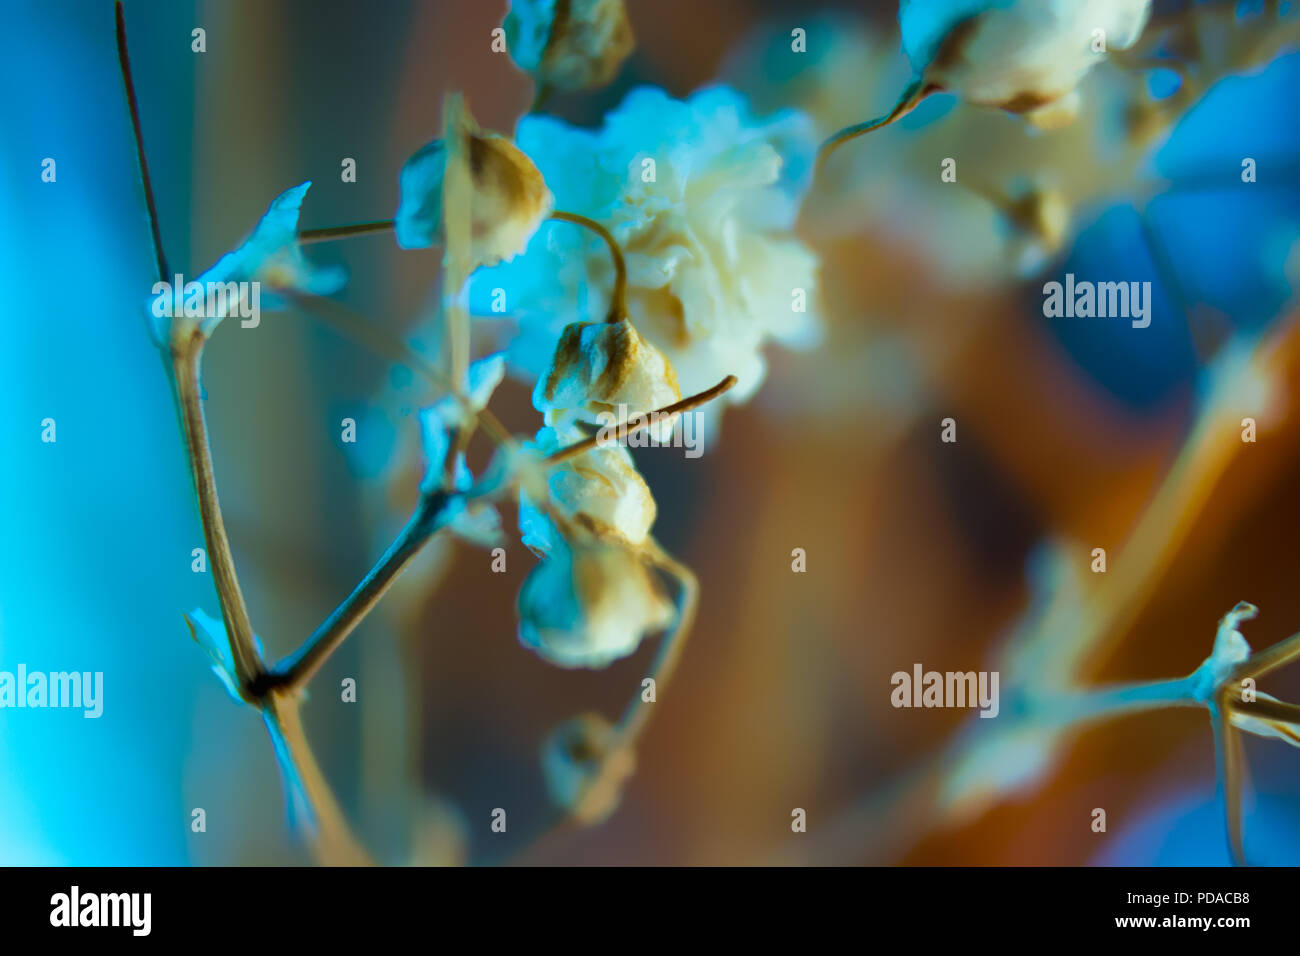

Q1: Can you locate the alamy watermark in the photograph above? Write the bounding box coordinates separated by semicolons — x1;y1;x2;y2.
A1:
50;887;150;936
0;665;103;718
151;273;261;328
1043;273;1152;328
594;406;704;458
891;663;999;718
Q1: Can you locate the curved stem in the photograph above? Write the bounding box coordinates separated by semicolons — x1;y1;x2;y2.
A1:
613;542;698;742
545;374;738;465
549;210;627;323
815;77;933;180
299;219;394;245
171;331;264;692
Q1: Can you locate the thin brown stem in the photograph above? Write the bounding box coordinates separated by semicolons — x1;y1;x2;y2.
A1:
299;219;394;245
815;77;933;181
1231;694;1300;727
115;0;168;282
171;331;263;692
549;210;627;323
545;374;738;465
613;543;698;742
274;492;448;692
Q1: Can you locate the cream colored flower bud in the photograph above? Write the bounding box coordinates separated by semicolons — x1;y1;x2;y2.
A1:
503;0;635;93
517;537;675;668
550;438;657;546
540;712;637;825
396;99;553;269
901;0;1152;123
534;318;681;439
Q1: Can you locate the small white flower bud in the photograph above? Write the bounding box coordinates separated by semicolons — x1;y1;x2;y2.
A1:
517;537;675;668
540;712;636;824
396;100;553;269
503;0;635;93
901;0;1152;122
534;318;681;438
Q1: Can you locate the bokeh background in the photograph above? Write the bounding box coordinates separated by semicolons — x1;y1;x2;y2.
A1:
3;0;1299;865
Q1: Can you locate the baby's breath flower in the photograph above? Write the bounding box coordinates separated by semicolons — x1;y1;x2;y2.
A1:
503;0;634;93
469;85;820;418
901;0;1153;127
395;100;553;269
155;182;344;340
520;426;658;550
540;712;636;824
534;318;681;439
517;534;675;668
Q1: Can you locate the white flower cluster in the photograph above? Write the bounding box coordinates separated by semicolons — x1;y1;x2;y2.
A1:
470;84;821;411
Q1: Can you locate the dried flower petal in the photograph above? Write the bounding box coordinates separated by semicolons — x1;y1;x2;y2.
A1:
517;535;675;668
154;182;344;340
534;318;681;439
519;425;658;549
395;101;553;269
418;353;506;493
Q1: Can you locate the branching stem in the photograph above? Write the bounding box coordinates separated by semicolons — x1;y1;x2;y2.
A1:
275;492;449;692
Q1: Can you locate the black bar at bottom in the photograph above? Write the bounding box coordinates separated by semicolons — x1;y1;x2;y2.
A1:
0;865;1279;940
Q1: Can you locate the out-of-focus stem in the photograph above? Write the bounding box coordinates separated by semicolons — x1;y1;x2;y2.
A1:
263;692;373;865
283;289;513;448
1211;698;1247;866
